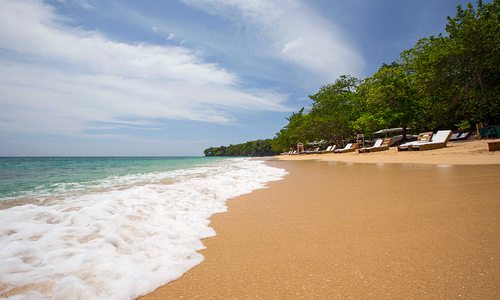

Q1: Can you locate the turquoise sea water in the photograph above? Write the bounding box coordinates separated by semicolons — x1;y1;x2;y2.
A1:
0;156;225;200
0;156;286;299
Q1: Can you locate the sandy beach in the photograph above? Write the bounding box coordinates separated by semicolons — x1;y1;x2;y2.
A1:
140;139;500;299
276;139;500;165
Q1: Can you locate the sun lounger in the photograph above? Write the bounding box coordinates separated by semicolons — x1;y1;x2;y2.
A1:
359;138;391;153
450;131;472;141
358;139;382;153
319;145;336;153
410;130;452;151
304;147;320;154
458;131;471;140
370;138;391;152
334;143;358;153
397;132;433;151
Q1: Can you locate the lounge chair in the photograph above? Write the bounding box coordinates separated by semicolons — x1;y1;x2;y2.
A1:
304;147;320;154
370;138;391;152
397;132;433;151
449;132;460;140
457;131;472;140
320;145;337;153
358;139;382;153
359;138;391;153
334;143;358;153
410;130;452;151
450;131;472;141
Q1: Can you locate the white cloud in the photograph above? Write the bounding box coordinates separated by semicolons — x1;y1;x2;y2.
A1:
182;0;365;80
167;33;176;40
74;0;93;10
281;38;304;54
0;0;288;136
58;0;94;10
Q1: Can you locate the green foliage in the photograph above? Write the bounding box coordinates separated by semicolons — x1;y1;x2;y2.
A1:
271;108;317;152
204;139;279;157
308;75;364;144
404;0;499;127
456;120;471;131
360;62;421;137
352;113;386;139
446;0;499;123
400;36;456;129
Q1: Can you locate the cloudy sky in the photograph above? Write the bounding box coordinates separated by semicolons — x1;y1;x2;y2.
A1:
0;0;469;156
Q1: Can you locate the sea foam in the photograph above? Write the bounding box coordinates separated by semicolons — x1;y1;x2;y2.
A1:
0;158;286;299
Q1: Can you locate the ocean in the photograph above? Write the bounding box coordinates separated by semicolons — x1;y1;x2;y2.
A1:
0;157;286;299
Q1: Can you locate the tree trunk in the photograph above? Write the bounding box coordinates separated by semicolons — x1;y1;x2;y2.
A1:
401;127;408;143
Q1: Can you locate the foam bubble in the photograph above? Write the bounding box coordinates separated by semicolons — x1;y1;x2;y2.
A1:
0;158;286;299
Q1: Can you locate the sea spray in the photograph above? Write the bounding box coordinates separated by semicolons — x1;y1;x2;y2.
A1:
0;158;287;299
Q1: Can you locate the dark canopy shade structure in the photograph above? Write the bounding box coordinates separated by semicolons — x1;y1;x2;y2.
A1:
373;128;411;136
306;140;326;146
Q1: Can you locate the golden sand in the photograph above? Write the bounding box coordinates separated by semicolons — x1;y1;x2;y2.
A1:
140;139;500;299
275;139;500;165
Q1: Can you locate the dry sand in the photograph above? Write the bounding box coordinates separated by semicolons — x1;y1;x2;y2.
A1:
275;139;500;165
140;140;500;299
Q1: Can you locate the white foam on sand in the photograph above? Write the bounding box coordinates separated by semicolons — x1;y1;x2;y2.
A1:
0;158;286;299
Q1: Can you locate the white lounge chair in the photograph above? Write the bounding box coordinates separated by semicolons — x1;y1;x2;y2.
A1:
320;145;336;153
450;132;460;140
358;139;382;153
398;132;433;151
450;131;472;141
358;138;391;153
334;143;358;153
304;147;320;154
410;130;452;151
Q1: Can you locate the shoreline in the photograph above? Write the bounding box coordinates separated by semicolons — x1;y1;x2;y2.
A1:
140;139;500;299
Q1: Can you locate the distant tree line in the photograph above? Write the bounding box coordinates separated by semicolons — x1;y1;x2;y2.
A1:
204;139;279;157
271;0;499;152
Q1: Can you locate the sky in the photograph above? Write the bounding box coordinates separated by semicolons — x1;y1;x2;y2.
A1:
0;0;471;156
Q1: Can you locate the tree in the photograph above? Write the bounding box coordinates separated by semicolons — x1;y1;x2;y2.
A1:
204;139;279;157
446;0;499;124
361;62;421;141
272;108;316;152
308;75;364;145
404;0;499;128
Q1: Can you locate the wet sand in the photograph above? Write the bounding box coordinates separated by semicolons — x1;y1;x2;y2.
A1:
141;140;500;299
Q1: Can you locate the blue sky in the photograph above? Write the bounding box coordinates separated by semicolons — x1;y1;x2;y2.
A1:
0;0;470;156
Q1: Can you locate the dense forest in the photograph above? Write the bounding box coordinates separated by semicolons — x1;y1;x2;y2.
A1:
204;139;279;157
205;1;499;156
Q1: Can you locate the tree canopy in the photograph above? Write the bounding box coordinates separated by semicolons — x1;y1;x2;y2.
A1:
204;139;279;157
